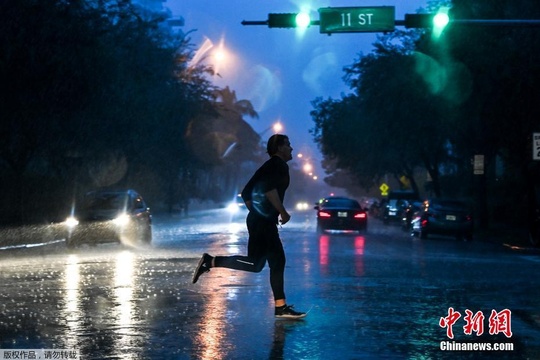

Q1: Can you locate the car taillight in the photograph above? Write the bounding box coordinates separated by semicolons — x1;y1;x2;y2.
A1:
354;213;366;219
466;215;472;222
421;219;429;228
319;211;332;218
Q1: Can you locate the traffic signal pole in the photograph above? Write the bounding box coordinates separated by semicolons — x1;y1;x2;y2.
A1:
243;9;540;31
449;19;540;27
241;20;268;26
395;19;540;27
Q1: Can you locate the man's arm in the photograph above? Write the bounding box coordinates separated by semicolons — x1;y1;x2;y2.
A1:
265;189;290;224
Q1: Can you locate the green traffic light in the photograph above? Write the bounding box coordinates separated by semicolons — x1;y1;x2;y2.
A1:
432;8;450;38
267;12;311;28
433;13;450;28
404;8;450;38
295;13;311;28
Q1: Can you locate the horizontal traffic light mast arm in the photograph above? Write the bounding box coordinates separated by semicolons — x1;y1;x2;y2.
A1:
396;18;540;27
450;19;540;26
241;19;320;26
241;20;268;26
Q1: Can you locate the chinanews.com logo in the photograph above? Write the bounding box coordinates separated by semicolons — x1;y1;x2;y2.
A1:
439;307;514;352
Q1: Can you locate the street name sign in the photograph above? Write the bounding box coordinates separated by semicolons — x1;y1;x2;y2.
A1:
319;6;395;34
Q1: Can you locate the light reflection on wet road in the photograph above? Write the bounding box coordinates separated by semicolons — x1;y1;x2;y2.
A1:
0;210;539;359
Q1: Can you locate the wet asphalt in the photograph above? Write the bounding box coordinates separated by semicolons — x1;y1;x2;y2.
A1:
0;209;539;359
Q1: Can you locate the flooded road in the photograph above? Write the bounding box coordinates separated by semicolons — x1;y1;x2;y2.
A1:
0;210;539;359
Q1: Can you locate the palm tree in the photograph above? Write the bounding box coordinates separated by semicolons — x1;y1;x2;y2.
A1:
185;86;264;203
187;86;261;165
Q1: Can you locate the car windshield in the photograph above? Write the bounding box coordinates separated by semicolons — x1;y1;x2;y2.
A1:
84;193;129;211
321;198;361;208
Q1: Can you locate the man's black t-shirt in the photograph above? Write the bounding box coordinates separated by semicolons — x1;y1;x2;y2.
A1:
241;156;290;220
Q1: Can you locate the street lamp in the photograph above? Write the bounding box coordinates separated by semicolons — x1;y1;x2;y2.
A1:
258;121;284;140
303;163;313;174
272;121;283;133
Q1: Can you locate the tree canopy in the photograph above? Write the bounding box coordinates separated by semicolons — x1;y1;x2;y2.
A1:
0;0;261;221
310;0;540;226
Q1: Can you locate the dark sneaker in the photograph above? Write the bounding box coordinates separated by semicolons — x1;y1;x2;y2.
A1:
275;305;306;319
192;253;212;284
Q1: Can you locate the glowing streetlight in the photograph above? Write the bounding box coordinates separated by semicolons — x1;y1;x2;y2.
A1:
273;122;283;133
258;121;284;139
303;163;313;174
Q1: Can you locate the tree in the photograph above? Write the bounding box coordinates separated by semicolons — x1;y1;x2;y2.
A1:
311;31;454;197
185;86;262;203
0;0;218;219
311;0;540;229
422;0;540;226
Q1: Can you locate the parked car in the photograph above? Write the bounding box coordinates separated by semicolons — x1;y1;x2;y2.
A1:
383;191;419;225
63;189;152;248
411;199;473;241
314;197;367;233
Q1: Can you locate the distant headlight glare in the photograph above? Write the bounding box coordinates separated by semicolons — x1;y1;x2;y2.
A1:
295;202;309;211
227;203;240;214
113;214;130;226
65;217;79;228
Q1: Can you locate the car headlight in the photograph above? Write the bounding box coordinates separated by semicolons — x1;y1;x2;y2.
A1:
227;203;240;214
295;202;309;211
65;216;79;228
113;214;130;226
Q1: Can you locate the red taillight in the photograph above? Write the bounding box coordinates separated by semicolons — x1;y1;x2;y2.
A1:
421;219;429;227
319;211;332;218
354;213;367;219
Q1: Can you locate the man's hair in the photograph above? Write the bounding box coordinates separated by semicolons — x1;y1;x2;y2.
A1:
266;134;289;156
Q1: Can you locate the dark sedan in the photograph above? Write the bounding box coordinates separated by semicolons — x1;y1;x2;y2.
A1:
411;199;473;241
314;197;367;233
63;189;152;248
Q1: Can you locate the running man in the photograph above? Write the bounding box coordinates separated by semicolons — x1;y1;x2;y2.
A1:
192;134;306;319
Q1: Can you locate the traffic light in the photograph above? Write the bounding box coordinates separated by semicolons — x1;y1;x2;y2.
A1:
268;13;311;28
404;12;449;29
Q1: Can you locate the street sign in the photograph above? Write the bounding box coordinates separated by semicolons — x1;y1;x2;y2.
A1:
534;133;540;160
319;6;395;34
379;183;389;196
